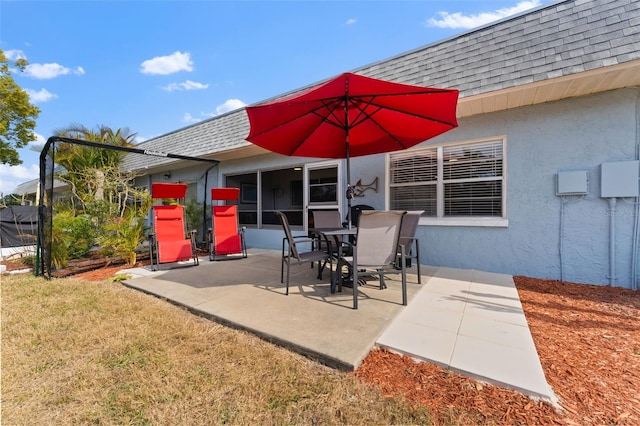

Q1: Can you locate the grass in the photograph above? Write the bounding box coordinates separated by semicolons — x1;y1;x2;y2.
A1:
2;274;431;425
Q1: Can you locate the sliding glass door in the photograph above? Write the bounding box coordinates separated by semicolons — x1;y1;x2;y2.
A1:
225;161;341;229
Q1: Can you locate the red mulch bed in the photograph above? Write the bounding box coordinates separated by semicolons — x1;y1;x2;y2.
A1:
355;277;640;425
3;258;639;425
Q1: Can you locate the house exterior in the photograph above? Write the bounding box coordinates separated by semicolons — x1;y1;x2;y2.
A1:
117;0;639;289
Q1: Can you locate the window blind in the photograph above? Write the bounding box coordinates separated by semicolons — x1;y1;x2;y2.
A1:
389;139;505;219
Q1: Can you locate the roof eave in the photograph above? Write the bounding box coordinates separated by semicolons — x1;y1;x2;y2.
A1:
457;59;640;118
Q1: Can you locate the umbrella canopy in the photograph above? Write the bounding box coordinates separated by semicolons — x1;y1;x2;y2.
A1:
245;72;459;226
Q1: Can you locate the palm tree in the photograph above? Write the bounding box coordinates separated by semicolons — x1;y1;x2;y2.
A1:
50;124;152;265
53;124;137;214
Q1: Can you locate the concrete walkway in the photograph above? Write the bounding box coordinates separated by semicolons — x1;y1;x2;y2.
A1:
120;249;556;402
377;267;555;401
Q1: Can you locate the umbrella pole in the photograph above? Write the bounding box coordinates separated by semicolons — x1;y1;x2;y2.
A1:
344;85;354;230
346;140;353;229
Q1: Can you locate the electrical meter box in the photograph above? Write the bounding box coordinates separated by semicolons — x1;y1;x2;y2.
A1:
556;170;588;195
600;160;639;198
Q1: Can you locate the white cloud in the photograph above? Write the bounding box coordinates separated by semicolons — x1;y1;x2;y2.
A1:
24;63;84;79
346;18;356;25
5;49;27;61
140;51;194;75
161;80;209;92
426;0;541;29
28;133;47;152
26;88;57;103
187;99;247;123
0;133;48;195
215;99;247;115
0;163;40;195
182;113;201;124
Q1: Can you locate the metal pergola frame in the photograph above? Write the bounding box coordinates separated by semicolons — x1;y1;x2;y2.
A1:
37;136;219;279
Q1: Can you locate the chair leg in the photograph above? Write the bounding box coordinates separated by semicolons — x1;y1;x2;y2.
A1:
285;257;291;295
401;247;407;306
310;235;316;269
280;239;285;284
415;240;421;284
148;238;155;271
191;233;199;266
151;240;159;271
207;228;215;261
242;234;247;258
334;258;344;294
352;256;358;310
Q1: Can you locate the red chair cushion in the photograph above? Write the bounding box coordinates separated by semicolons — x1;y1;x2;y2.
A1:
153;205;194;262
212;205;242;254
157;241;194;263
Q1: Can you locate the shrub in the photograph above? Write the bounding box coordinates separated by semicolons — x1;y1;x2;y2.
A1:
185;198;204;234
96;215;147;266
52;211;95;260
20;255;36;267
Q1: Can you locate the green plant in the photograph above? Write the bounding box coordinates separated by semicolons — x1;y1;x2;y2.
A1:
94;187;151;266
97;215;146;266
184;198;203;233
108;274;132;282
49;222;69;269
52;211;96;259
20;255;35;267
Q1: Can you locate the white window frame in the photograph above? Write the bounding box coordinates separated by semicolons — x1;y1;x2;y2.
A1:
386;136;508;228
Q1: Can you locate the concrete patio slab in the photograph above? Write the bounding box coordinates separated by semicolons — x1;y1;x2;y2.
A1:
120;249;556;403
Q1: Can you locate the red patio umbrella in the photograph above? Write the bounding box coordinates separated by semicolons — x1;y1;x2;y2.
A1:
245;72;459;227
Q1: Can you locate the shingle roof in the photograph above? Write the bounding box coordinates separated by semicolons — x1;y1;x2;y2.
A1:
362;0;640;94
121;0;640;172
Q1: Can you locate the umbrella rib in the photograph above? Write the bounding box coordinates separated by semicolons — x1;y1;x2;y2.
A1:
320;97;348;130
352;103;408;149
286;98;346;155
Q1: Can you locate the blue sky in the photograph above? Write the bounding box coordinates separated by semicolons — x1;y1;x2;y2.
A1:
0;0;549;196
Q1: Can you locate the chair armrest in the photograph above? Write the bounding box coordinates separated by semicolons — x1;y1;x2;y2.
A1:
336;239;355;247
290;235;316;244
336;240;355;256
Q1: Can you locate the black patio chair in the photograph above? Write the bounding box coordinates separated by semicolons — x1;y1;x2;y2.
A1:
275;211;333;296
343;204;375;228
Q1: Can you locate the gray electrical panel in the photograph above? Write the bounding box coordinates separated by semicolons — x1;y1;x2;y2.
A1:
556;170;588;195
600;160;639;198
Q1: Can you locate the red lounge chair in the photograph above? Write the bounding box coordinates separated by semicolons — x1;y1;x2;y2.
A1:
148;183;199;270
208;188;247;260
